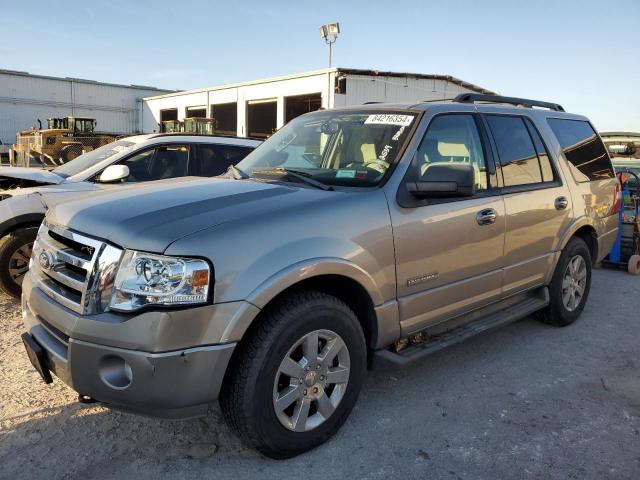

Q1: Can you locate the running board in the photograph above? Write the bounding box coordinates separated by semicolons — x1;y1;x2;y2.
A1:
375;288;549;366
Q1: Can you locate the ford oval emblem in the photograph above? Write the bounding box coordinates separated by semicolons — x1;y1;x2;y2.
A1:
38;251;55;271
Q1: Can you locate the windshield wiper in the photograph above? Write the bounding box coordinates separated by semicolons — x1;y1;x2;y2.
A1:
226;164;250;180
253;167;334;191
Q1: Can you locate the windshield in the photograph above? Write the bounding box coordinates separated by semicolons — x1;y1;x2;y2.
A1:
53;140;136;178
236;110;417;187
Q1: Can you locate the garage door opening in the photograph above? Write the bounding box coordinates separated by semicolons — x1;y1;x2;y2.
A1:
247;99;277;139
160;108;178;122
159;108;178;132
186;106;206;118
211;102;237;136
285;93;322;123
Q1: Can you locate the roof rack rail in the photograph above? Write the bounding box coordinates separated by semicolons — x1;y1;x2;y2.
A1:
453;93;565;112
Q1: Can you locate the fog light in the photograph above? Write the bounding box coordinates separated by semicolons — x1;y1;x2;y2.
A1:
99;355;133;389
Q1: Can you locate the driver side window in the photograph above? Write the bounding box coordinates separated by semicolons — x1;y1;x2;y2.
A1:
415;114;488;192
120;144;189;182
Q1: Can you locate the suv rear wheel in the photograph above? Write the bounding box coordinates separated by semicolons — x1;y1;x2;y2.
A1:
220;290;366;458
538;237;592;327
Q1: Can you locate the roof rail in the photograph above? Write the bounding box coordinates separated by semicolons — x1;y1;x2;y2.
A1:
453;93;565;112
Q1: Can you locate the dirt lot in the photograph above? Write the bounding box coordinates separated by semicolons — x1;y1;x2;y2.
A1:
1;268;639;479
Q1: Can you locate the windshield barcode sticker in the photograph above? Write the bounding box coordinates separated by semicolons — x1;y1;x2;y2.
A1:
365;114;414;127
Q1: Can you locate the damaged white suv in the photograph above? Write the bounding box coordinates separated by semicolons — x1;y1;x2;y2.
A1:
0;134;259;298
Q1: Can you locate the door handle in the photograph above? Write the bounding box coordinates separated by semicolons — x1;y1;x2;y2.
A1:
476;208;497;225
555;196;569;210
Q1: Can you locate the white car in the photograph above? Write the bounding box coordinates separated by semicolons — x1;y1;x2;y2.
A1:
0;133;261;297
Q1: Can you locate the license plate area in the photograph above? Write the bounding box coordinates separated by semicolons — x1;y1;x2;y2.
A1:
21;333;53;384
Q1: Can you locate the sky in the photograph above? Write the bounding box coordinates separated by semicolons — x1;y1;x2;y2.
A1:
1;0;638;131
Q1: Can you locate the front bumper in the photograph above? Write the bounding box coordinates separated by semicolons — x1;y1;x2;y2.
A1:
21;273;247;419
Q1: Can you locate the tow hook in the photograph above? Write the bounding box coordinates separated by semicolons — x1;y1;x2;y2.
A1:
78;394;97;404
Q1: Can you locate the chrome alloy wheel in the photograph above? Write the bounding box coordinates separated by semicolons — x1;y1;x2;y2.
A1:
8;242;33;286
273;329;350;432
562;254;587;312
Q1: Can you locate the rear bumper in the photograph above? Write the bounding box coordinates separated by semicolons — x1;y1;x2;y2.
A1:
22;274;237;419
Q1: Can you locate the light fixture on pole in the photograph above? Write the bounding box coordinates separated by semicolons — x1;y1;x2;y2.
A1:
319;22;340;67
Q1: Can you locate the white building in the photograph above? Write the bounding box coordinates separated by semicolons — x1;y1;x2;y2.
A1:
142;68;495;138
0;69;172;144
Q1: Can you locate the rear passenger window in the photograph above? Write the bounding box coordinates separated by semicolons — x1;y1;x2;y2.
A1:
486;115;543;187
524;119;554;182
547;118;614;182
197;144;254;176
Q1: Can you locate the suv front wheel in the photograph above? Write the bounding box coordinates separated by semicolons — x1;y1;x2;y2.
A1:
0;227;38;299
220;290;366;458
538;237;592;327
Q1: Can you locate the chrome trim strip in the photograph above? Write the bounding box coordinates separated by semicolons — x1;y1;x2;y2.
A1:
43;267;85;291
37;234;92;270
37;278;82;312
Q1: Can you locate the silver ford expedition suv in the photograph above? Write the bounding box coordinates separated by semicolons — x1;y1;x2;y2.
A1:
21;94;619;458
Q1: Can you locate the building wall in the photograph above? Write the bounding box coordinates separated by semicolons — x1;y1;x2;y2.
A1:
142;69;490;137
142;71;335;136
0;70;169;144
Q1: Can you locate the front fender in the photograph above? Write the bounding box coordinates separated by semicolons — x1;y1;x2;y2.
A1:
246;257;385;309
0;194;46;238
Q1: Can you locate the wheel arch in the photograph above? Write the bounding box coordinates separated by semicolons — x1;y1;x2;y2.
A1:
558;218;599;262
0;213;45;240
232;262;384;363
571;225;598;264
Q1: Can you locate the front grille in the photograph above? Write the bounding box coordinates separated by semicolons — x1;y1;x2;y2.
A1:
31;222;122;314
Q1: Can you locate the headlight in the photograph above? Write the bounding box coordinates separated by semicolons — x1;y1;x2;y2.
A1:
110;250;210;312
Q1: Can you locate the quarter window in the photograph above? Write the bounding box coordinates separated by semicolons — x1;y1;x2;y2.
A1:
415;114;488;191
547;118;614;182
486;115;543;187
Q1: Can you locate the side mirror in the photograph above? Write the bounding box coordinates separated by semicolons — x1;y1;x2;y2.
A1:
406;163;475;198
98;164;130;183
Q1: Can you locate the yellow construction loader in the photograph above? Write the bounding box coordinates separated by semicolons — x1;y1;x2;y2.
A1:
10;116;120;168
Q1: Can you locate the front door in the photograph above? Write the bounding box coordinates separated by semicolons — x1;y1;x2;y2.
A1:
390;113;506;336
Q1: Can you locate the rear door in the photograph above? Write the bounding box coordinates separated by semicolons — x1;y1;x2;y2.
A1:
390;113;506;335
484;114;572;294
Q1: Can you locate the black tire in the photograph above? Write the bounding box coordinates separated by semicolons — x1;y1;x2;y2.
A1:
220;290;366;459
537;237;592;327
60;145;82;163
0;227;38;299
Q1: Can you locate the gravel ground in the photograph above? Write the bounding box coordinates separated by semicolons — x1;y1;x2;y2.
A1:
1;268;639;479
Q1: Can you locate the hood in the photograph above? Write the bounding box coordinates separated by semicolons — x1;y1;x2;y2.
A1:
0;180;103;201
48;176;326;253
0;167;65;189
